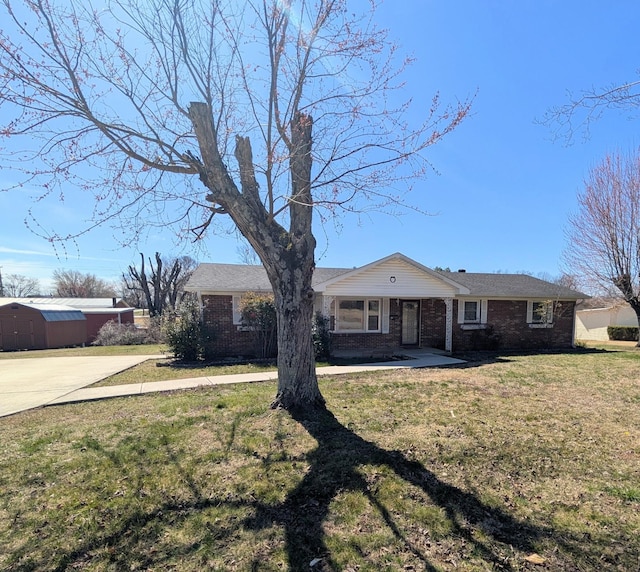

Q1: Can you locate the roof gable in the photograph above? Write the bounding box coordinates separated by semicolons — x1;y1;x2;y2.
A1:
314;253;469;297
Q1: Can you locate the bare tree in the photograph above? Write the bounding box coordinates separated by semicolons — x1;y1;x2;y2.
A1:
53;269;116;298
0;0;471;410
3;273;41;297
563;148;640;345
124;252;196;316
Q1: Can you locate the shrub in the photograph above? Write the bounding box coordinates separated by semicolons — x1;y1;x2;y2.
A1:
164;298;215;361
239;292;277;358
608;326;639;341
470;324;501;350
92;320;149;346
312;311;331;360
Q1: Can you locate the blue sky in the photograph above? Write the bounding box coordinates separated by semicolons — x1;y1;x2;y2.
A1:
1;0;640;293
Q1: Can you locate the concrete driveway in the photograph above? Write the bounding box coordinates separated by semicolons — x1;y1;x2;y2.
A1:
0;355;161;418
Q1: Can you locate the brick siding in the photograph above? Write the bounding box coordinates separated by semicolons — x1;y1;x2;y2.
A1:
453;300;576;351
202;294;577;358
201;295;258;357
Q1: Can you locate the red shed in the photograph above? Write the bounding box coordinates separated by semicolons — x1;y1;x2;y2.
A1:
0;303;87;351
81;307;135;343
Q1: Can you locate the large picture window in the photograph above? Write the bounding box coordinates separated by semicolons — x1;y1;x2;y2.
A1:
335;298;382;332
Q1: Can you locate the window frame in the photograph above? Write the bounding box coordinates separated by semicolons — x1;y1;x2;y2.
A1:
528;300;554;325
332;297;383;333
463;300;480;323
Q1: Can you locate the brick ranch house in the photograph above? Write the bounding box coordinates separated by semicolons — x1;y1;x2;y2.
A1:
185;253;588;357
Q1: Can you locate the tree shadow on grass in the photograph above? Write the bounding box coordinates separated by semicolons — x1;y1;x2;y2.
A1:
244;407;554;571
6;408;587;571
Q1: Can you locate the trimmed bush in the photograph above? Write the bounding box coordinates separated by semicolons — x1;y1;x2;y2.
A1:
607;326;639;341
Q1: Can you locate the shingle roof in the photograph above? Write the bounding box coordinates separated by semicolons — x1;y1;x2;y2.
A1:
186;261;589;300
185;263;351;292
437;272;588;299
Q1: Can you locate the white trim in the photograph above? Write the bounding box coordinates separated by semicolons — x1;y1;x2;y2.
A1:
445;298;453;352
458;298;488;324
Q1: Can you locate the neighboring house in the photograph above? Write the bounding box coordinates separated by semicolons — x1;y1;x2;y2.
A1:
0;302;86;351
0;297;134;344
575;298;638;341
185;253;588;357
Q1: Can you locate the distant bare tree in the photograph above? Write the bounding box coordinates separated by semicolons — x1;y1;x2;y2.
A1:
563;148;640;345
124;253;196;316
3;274;41;297
53;269;116;298
237;240;260;266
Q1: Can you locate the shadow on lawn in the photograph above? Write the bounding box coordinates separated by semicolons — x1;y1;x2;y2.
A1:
244;407;552;571
9;409;583;571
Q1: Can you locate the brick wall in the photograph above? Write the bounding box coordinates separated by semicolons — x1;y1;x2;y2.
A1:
201;295;258;357
202;294;577;357
453;300;576;351
421;298;447;350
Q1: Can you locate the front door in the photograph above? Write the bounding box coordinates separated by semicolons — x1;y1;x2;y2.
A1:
401;300;420;346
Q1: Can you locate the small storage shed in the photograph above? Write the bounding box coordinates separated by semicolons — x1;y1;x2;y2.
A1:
0;302;87;351
81;307;135;343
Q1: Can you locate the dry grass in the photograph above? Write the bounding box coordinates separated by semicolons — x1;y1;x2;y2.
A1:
1;350;639;571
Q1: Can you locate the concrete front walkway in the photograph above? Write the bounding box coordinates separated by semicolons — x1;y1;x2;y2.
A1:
1;350;465;417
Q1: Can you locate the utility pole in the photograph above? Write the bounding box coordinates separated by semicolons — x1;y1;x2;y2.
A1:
0;266;4;297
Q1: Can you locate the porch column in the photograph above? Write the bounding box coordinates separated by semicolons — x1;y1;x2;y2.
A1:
321;296;335;319
444;297;453;352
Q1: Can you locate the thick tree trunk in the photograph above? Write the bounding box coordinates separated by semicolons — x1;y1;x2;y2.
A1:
269;258;324;411
188;102;324;411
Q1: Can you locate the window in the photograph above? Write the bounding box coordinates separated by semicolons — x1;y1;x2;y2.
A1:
463;300;479;323
232;296;242;325
334;298;382;332
530;301;553;324
368;300;380;330
458;299;487;328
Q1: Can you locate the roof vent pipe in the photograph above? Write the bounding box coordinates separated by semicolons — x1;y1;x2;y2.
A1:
457;269;466;273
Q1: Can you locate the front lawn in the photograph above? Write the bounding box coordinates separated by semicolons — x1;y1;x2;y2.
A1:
1;351;639;570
